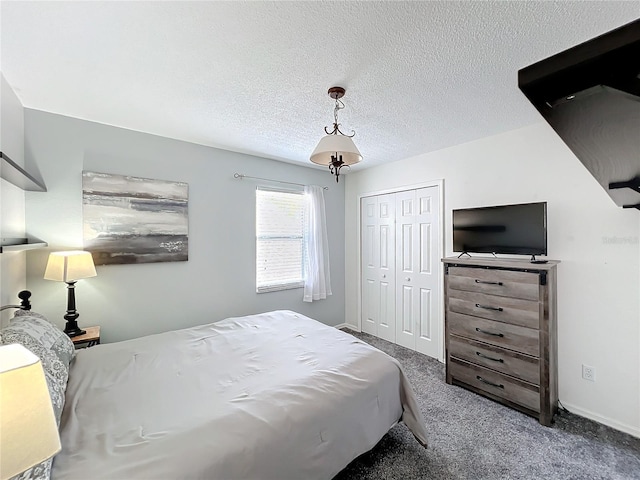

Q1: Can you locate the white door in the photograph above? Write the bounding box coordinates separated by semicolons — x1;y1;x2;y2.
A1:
395;187;441;359
361;196;378;336
361;194;396;341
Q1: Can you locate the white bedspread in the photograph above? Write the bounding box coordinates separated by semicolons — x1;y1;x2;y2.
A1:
53;311;427;480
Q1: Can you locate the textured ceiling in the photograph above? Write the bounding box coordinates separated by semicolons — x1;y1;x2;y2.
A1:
1;1;638;171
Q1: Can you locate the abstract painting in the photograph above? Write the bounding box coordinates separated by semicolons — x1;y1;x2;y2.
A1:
82;171;188;265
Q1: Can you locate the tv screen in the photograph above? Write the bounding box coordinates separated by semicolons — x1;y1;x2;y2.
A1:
453;202;547;256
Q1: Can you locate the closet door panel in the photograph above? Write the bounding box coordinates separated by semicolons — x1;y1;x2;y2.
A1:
360;194;396;341
376;194;396;342
361;196;378;336
396;190;418;349
419;287;432;340
414;186;441;358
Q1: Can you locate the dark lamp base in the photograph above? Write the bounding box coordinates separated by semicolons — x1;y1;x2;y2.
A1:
63;280;86;337
64;324;86;338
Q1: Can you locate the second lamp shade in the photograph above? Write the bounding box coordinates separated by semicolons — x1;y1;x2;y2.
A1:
44;251;97;282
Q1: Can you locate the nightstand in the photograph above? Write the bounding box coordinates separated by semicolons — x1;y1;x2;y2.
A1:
71;326;101;348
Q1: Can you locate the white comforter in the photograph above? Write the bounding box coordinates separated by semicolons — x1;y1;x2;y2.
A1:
53;311;427;480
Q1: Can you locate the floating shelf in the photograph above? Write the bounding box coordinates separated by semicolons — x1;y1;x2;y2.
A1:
0;152;48;252
518;19;640;209
0;151;47;192
609;177;640;210
0;237;48;253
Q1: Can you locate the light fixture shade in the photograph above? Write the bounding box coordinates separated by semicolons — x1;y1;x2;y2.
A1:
44;251;97;282
0;344;61;480
310;134;362;167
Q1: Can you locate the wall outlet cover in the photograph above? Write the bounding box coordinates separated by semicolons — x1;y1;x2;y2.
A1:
582;364;596;382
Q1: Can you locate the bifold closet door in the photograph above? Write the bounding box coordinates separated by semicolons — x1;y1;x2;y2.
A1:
361;194;396;342
395;187;441;358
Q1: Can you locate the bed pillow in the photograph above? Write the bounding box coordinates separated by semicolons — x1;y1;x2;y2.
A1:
0;312;75;480
11;310;76;368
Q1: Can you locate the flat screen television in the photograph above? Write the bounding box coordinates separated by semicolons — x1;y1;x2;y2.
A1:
453;202;547;257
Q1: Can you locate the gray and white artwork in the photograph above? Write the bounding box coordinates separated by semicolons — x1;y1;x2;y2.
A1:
83;171;188;265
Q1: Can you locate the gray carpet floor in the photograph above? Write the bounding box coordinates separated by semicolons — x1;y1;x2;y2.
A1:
334;330;640;480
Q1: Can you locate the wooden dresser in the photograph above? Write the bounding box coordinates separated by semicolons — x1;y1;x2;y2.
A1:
442;257;559;426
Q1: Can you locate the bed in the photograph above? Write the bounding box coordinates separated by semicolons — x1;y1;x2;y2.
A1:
1;303;427;480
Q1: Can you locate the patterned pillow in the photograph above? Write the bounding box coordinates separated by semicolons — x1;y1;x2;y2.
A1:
0;312;75;480
11;310;76;368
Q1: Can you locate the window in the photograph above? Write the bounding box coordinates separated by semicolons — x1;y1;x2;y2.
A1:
256;188;306;292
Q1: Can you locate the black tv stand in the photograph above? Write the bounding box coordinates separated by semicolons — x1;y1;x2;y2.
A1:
457;251;471;258
530;255;548;264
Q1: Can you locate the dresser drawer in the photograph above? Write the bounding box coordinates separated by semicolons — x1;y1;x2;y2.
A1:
447;266;540;301
448;334;540;385
449;357;540;413
448;311;539;356
448;289;539;329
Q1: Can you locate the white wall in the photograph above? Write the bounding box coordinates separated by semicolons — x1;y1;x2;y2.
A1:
0;73;27;323
1;74;24;165
0;179;26;326
24;109;345;342
345;122;640;437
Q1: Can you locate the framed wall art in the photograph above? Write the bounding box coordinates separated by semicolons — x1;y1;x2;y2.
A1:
83;171;189;265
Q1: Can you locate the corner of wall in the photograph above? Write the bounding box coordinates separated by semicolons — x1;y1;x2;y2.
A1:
0;74;28;318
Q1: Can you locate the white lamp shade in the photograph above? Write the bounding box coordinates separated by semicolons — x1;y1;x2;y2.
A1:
44;251;97;282
310;134;362;167
0;344;61;480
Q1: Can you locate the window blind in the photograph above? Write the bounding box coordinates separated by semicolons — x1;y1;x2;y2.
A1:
256;188;305;292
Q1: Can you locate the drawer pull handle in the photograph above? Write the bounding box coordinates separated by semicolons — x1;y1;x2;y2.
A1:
475;303;504;312
476;352;504;363
475;279;503;286
476;375;504;389
475;327;504;338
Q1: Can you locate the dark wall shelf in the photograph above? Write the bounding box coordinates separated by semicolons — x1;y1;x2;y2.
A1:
0;237;48;253
0;151;48;252
518;19;640;209
0;151;47;192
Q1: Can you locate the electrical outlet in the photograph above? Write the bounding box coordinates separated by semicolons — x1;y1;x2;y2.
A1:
582;364;596;382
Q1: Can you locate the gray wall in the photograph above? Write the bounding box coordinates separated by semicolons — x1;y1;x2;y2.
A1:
24;109;345;342
1;74;27;324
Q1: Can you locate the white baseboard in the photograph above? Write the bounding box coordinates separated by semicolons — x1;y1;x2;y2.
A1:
335;323;360;331
334;323;352;330
560;401;640;439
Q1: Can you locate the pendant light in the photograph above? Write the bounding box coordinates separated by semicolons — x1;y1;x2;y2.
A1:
310;87;362;182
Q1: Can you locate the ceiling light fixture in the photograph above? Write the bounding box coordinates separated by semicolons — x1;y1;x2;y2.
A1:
310;87;362;182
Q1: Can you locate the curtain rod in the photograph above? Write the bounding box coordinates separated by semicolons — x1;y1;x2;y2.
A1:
233;173;328;190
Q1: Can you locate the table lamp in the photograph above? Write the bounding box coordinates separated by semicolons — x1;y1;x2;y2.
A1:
0;344;61;480
44;250;97;337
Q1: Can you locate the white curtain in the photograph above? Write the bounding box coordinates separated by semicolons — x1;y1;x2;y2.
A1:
303;185;332;302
